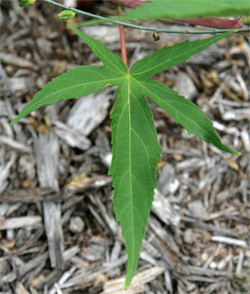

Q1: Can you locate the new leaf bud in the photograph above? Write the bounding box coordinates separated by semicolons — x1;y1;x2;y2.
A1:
19;0;36;7
58;10;76;21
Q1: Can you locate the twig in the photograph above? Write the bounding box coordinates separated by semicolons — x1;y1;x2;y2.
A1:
40;0;250;34
211;236;248;248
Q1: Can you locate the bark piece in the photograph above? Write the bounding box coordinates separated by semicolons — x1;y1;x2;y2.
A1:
33;131;64;270
102;266;164;294
1;187;60;203
0;216;42;230
15;282;30;294
53;120;91;151
67;88;114;136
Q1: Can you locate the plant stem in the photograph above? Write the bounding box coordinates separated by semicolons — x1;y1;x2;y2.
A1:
116;6;127;66
40;0;250;34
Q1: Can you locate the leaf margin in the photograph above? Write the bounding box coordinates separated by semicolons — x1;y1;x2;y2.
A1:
130;31;235;77
132;77;240;155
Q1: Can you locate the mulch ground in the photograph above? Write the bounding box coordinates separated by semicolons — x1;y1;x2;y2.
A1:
0;1;250;293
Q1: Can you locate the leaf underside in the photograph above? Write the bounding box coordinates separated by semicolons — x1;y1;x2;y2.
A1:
77;0;249;27
11;25;239;288
122;0;250;20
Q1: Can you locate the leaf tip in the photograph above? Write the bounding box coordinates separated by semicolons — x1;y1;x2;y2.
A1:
124;277;132;290
124;260;139;290
10;117;18;126
223;145;241;156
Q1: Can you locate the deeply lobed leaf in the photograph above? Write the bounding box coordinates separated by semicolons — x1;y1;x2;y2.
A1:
11;25;240;289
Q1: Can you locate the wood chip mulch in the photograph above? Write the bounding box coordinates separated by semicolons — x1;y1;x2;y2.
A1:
0;1;249;293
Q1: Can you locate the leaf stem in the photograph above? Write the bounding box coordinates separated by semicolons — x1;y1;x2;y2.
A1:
116;6;127;66
40;0;250;34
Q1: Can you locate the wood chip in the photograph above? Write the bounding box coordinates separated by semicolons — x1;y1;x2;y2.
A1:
33;132;64;270
102;267;164;294
0;135;32;153
53;120;91;150
15;282;30;294
0;216;42;230
211;236;248;248
0;52;38;70
67;88;114;136
1;187;60;203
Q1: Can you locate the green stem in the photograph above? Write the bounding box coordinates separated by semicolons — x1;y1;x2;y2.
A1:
41;0;250;34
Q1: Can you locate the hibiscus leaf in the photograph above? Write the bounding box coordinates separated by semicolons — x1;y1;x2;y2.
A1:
11;26;239;290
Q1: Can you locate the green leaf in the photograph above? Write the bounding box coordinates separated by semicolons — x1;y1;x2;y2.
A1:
109;75;162;288
131;31;234;77
123;0;250;20
133;78;240;155
76;0;249;27
11;25;127;125
68;24;127;74
10;66;123;125
11;25;240;289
